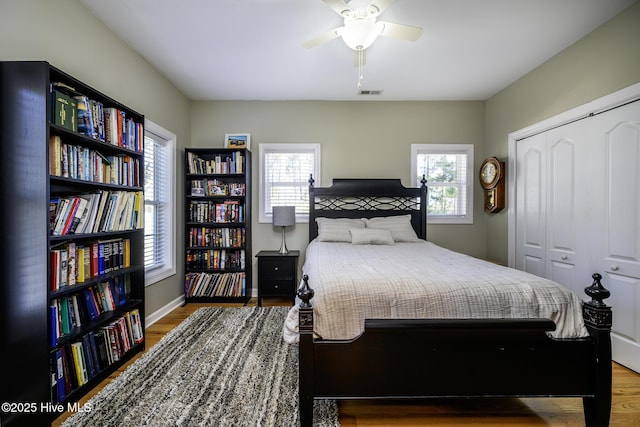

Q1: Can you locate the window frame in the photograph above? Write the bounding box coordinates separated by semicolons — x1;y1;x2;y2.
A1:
144;119;177;286
258;143;321;224
411;143;474;224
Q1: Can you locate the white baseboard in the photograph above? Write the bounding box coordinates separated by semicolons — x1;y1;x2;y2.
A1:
145;294;185;328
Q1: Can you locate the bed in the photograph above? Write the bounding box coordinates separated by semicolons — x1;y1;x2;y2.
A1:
289;177;612;427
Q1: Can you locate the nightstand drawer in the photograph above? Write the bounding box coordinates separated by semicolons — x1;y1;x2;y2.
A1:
260;258;295;278
261;279;295;296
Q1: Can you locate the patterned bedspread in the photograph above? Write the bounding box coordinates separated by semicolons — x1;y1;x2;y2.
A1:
283;240;589;343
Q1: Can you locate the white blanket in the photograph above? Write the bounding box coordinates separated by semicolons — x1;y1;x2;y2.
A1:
283;240;589;343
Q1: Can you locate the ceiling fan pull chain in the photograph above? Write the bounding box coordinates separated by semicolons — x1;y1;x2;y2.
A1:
357;49;364;88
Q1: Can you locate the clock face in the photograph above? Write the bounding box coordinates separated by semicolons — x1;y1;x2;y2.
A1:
481;163;497;184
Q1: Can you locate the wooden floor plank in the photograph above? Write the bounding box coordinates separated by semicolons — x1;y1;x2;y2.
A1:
53;301;640;426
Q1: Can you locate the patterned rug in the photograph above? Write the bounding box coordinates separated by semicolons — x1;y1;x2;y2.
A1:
62;306;339;426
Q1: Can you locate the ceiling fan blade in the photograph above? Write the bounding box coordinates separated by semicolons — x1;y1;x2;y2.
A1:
377;21;423;41
302;27;343;49
322;0;352;17
368;0;394;16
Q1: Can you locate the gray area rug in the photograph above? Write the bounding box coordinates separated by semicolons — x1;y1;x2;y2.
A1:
62;306;339;426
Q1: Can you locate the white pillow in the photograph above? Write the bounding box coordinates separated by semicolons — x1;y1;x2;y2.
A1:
364;214;421;242
316;217;365;242
350;228;395;245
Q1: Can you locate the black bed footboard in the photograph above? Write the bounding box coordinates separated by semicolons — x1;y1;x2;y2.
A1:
297;274;612;427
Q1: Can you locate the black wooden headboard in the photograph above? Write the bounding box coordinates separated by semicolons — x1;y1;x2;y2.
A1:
308;176;427;242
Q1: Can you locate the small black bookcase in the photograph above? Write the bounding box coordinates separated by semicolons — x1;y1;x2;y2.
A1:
184;148;252;303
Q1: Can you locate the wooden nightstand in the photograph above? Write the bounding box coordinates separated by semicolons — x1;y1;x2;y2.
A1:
256;250;299;306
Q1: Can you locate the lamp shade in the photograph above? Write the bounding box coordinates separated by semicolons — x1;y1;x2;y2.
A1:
272;206;296;227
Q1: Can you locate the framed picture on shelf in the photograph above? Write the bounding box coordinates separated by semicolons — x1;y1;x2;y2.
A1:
224;133;250;150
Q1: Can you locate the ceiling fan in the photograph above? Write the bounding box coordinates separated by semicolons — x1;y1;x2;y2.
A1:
303;0;423;53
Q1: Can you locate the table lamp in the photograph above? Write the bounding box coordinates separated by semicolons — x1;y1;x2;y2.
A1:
273;206;295;254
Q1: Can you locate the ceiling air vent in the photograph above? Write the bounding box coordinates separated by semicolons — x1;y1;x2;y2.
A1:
357;89;383;96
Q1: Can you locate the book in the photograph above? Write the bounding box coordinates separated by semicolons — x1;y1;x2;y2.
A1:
83;288;100;320
87;331;103;373
52;90;77;131
81;334;96;379
49;135;62;176
68;197;89;234
63;344;78;390
52;197;70;235
74;95;95;138
60;197;80;235
55;349;65;403
50;305;59;346
67;242;76;287
70;342;88;386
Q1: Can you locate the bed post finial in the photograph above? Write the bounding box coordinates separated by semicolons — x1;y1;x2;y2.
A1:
420;174;427;187
585;273;611;307
309;174;315;188
583;272;612;330
298;274;314;309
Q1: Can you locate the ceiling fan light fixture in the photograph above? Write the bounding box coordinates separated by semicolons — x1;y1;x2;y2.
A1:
340;18;379;50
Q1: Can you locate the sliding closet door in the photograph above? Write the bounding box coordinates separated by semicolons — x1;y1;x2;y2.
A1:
515;99;640;373
515;122;590;293
590;101;640;373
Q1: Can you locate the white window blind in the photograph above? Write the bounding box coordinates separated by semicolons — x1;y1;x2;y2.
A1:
259;143;320;223
144;121;176;284
411;144;474;224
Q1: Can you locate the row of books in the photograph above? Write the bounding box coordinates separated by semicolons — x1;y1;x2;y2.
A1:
190;179;245;197
185;272;246;298
50;309;143;403
50;238;131;291
188;227;245;248
188;200;245;223
49;190;144;236
50;276;131;345
52;87;144;153
186;249;246;270
49;135;141;186
187;151;244;175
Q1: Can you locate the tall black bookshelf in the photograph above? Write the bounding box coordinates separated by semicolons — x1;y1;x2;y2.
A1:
0;61;146;426
184;148;252;303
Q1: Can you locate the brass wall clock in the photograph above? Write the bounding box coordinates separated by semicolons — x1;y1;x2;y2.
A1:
479;157;505;213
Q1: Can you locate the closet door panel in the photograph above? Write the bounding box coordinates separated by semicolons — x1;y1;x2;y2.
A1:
592;102;640;279
545;122;590;294
516;133;546;276
591;100;640;373
606;272;640;373
548;138;575;251
606;122;640;266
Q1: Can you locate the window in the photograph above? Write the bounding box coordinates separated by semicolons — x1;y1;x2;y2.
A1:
144;120;176;285
411;144;474;224
259;143;321;223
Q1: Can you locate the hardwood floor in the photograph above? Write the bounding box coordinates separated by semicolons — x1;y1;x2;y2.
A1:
54;301;640;426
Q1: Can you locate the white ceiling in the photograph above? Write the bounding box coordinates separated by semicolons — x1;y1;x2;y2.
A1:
81;0;636;101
